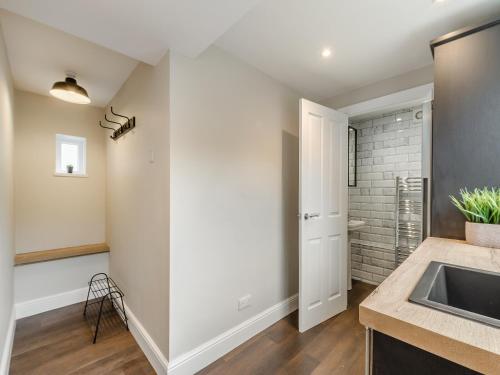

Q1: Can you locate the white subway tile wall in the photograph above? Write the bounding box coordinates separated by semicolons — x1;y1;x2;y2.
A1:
349;106;423;284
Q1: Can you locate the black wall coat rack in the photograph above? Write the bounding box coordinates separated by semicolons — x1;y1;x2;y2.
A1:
100;107;136;140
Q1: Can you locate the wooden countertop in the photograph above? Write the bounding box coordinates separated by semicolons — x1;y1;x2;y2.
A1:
15;243;110;265
359;237;500;374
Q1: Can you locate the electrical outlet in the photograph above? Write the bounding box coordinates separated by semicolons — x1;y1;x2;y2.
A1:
238;294;251;311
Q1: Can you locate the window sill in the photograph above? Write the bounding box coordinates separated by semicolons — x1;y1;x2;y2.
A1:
54;172;88;178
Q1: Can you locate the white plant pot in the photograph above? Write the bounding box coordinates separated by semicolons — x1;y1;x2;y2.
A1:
465;222;500;248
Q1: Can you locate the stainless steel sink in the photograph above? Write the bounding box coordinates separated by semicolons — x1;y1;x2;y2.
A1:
409;261;500;328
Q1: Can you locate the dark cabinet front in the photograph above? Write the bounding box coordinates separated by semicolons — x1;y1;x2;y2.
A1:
372;331;480;375
431;20;500;239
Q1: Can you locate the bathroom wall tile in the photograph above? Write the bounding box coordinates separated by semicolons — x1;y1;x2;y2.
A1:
372;274;386;283
372;164;396;173
358;165;373;173
352;254;363;262
384;154;408;164
409;170;421;177
361;127;373;136
396;111;413;121
349;105;423;285
372;180;395;188
373;114;396;126
361;157;373;166
357;150;372;158
409;153;421;162
372;147;396;157
357;180;371;188
362;264;384;275
409;135;421;145
359;142;374;151
352;269;373;281
369;188;383;196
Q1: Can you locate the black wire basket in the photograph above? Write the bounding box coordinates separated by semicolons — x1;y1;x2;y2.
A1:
83;273;129;343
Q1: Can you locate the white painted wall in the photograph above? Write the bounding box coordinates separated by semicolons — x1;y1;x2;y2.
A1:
169;46;300;360
106;54;170;358
0;21;15;373
14;253;109;303
13;90;108;306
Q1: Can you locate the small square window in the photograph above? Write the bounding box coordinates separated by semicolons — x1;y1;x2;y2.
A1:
55;134;86;175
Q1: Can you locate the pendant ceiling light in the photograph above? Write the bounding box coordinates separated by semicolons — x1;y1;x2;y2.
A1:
50;72;91;104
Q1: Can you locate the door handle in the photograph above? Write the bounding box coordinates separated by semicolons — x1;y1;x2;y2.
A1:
304;213;320;220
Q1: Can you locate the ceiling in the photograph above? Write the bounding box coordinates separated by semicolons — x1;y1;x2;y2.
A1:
0;0;261;65
0;10;138;107
216;0;500;101
1;0;499;105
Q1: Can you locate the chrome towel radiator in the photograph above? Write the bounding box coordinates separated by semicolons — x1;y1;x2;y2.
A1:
395;177;428;266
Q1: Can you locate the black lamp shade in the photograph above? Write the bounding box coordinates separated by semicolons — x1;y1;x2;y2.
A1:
50;76;91;104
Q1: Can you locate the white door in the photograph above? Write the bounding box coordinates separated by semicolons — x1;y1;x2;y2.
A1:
299;99;348;332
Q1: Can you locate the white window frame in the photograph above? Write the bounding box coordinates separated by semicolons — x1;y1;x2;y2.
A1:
55;134;87;177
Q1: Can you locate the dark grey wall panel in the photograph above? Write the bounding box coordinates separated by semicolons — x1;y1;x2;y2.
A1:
432;23;500;239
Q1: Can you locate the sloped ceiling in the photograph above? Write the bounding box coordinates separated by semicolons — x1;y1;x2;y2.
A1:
0;10;138;107
0;0;262;64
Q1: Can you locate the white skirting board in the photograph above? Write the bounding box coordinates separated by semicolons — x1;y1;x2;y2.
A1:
167;293;298;375
0;306;16;375
124;302;169;374
15;287;89;319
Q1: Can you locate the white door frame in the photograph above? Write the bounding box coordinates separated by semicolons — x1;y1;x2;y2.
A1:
338;83;434;235
337;83;434;118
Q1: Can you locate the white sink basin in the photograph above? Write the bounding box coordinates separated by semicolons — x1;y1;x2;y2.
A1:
348;220;366;231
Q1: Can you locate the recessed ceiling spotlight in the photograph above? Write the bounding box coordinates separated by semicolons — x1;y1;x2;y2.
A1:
433;0;447;3
50;72;91;105
321;48;332;58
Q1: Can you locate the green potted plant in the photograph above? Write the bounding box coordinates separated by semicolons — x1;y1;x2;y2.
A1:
450;187;500;248
66;164;74;174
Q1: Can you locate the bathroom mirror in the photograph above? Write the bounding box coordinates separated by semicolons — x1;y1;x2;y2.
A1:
348;126;357;187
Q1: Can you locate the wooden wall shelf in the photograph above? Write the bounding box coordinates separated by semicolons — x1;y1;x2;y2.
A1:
15;243;110;266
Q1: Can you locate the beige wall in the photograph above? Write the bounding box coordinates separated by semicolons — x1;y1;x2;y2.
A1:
13;90;108;304
322;65;434;109
169;46;300;359
106;54;170;358
14;90;106;252
0;21;15;368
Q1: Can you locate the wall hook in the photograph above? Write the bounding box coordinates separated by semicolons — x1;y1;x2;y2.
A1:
99;121;116;131
105;114;123;127
99;108;136;141
110;106;130;122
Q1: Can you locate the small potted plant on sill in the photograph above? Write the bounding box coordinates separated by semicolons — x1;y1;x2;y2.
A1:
66;164;74;174
450;187;500;248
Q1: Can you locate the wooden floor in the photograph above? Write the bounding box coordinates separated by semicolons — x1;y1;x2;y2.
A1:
10;301;155;374
198;281;375;375
10;281;374;375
